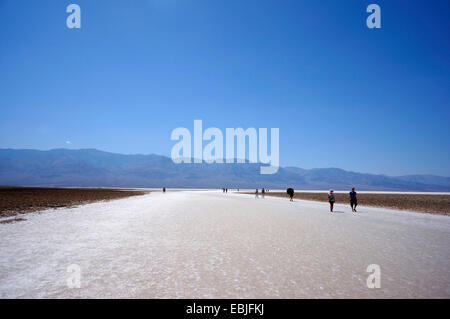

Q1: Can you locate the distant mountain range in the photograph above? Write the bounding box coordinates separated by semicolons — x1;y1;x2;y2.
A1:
0;148;449;191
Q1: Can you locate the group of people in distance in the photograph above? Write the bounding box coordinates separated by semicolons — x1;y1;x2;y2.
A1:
254;188;268;198
294;187;357;213
286;187;358;213
327;188;358;213
322;187;358;213
222;186;359;213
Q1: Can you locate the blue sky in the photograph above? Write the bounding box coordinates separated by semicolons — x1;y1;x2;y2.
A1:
0;0;449;176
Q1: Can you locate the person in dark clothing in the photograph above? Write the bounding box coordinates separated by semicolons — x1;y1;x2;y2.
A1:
287;188;294;201
261;188;265;199
349;187;357;212
163;187;166;193
328;190;335;212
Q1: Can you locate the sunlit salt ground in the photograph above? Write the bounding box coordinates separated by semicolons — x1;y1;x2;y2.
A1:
0;191;449;298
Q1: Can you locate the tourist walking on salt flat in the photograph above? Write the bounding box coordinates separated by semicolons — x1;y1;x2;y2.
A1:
349;187;357;212
287;188;294;201
328;190;335;212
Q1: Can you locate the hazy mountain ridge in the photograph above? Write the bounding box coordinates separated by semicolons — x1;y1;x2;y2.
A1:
0;148;449;191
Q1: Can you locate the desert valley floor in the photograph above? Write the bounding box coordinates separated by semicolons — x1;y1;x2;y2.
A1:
0;190;449;298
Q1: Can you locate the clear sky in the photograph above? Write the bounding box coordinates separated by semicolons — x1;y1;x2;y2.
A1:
0;0;449;176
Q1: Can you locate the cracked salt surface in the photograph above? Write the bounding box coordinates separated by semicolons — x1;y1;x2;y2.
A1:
0;191;449;298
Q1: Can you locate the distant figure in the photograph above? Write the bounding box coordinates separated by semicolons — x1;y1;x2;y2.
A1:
222;188;225;193
328;190;335;212
255;189;259;198
287;188;294;201
261;188;265;198
163;187;166;193
237;188;239;192
349;187;357;212
226;188;228;193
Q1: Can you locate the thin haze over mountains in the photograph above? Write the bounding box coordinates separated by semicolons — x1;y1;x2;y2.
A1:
0;148;449;191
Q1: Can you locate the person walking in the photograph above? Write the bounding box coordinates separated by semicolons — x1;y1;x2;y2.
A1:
261;188;265;199
349;187;358;212
255;189;259;198
328;190;335;212
287;188;294;201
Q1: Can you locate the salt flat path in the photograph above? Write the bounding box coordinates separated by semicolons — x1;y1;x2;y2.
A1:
1;191;449;298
